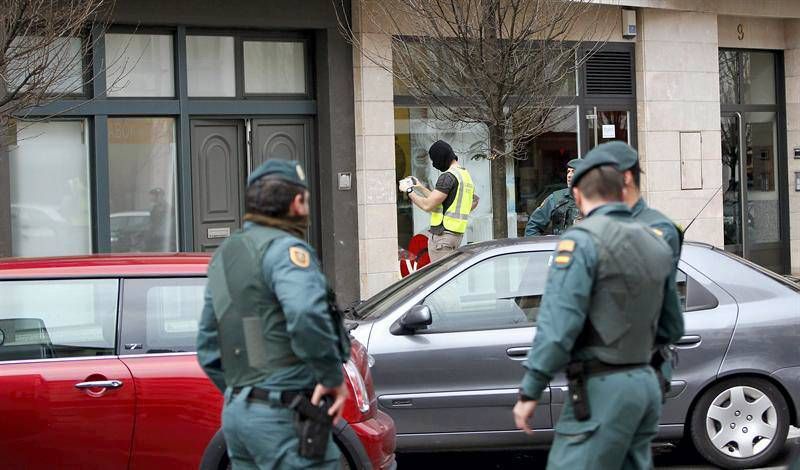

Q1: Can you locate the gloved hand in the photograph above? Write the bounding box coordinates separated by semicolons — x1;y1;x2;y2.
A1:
398;178;412;193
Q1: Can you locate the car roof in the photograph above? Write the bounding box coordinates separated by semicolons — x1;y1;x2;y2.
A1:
459;236;713;252
0;253;211;278
459;235;558;253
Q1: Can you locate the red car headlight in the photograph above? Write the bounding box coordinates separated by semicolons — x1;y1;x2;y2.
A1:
344;359;370;414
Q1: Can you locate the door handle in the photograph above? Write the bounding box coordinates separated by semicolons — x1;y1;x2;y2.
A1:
675;335;701;347
75;380;124;389
506;347;531;359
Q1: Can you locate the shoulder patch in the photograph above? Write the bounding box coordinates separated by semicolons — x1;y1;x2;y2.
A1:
554;254;573;267
289;246;311;268
557;239;575;253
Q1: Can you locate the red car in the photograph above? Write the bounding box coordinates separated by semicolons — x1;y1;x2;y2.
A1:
0;254;396;470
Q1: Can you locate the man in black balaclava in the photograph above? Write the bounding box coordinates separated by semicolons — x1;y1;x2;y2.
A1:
399;140;479;262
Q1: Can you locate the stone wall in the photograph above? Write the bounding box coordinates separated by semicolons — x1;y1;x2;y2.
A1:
352;2;401;298
635;9;724;246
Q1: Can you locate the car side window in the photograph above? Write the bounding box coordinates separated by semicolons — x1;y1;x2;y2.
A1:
0;279;119;362
421;251;550;333
120;277;206;354
676;269;719;312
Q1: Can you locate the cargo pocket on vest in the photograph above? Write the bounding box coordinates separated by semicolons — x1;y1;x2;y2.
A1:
554;419;600;445
243;316;268;369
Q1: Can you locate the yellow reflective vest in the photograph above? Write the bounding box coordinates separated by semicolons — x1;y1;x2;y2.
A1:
430;167;474;234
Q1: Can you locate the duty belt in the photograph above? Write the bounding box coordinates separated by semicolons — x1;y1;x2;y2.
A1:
231;386;313;407
582;359;649;377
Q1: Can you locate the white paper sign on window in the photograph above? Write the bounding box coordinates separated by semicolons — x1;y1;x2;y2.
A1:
602;124;616;139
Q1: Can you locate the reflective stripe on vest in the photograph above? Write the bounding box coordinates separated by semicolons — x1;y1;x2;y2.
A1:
430;167;474;233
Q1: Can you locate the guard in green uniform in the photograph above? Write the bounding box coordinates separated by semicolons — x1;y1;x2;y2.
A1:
513;152;684;469
596;141;684;384
197;160;351;470
525;158;582;237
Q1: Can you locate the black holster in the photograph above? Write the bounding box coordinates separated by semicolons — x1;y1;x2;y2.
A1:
289;395;333;460
650;346;673;404
566;362;591;421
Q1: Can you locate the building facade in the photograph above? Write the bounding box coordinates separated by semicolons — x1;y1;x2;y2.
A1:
0;0;362;303
354;0;800;298
1;1;799;302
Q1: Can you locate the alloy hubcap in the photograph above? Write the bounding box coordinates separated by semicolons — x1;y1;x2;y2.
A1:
705;385;777;458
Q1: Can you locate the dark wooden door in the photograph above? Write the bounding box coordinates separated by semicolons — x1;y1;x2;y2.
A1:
190;120;245;252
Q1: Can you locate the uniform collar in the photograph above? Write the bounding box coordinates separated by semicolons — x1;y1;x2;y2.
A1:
631;197;647;216
586;202;632;218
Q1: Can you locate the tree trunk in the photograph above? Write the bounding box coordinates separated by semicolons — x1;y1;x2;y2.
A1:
489;126;508;239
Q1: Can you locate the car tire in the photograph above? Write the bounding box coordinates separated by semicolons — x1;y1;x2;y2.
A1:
690;377;790;469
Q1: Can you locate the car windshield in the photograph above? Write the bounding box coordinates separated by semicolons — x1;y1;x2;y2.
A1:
351;252;467;320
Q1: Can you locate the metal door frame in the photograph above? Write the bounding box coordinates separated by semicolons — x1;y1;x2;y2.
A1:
719;48;789;273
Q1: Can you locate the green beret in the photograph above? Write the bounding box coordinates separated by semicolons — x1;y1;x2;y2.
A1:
247;160;308;188
571;152;620;188
567;158;581;169
591;140;639;171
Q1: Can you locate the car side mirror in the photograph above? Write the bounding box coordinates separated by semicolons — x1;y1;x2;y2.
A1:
390;305;432;335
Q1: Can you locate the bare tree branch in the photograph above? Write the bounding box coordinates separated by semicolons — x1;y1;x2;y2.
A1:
0;0;116;137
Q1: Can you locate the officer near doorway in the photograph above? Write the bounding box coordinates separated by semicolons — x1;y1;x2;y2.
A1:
512;151;684;469
197;160;351;469
400;140;479;262
600;140;684;386
525;158;582;237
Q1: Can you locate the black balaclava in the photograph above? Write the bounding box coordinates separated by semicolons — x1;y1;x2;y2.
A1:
429;140;457;172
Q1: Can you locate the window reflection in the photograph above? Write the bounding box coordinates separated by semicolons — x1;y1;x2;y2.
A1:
9;120;92;257
108;118;178;252
743;52;775;105
514;107;579;236
718;50;738;105
394;107;493;249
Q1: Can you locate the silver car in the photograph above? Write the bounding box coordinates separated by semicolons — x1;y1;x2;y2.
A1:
348;239;800;469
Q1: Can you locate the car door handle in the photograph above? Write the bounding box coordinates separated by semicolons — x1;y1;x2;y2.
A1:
675;335;701;347
75;380;124;389
506;347;531;359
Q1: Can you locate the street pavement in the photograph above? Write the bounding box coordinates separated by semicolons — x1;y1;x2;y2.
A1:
396;428;800;469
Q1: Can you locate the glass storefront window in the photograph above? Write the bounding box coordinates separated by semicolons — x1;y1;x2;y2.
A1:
394;107;493;249
514;107;579;236
6;37;84;94
9;120;92;257
186;35;236;97
108;118;178;252
105;34;175;97
243;41;306;94
743;52;775;105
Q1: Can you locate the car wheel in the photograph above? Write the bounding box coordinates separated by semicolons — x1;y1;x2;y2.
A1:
690;377;790;469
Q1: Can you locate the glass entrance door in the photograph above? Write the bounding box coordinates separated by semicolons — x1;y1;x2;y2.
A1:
585;107;632;152
721;112;784;273
719;48;787;273
721;113;744;257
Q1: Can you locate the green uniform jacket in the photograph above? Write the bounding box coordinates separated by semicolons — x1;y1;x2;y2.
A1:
197;222;347;393
520;203;685;400
632;198;682;268
525;188;580;237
